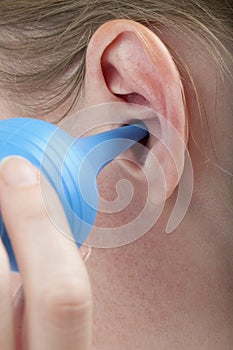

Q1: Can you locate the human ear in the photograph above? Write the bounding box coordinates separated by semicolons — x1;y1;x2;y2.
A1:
83;19;187;200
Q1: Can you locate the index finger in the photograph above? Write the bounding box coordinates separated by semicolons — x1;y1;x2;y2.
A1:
0;156;92;350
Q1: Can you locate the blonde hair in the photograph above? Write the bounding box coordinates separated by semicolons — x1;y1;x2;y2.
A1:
0;0;232;119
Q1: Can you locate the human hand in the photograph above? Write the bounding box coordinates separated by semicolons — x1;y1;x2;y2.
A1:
0;157;92;350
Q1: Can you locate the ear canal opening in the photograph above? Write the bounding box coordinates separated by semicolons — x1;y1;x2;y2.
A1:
121;120;150;147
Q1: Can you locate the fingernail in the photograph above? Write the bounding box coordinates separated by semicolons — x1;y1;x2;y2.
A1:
79;245;92;262
0;156;39;187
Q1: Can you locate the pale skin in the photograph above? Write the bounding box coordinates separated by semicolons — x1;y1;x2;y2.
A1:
0;19;232;349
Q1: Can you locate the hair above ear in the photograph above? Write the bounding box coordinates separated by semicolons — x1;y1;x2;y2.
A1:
84;19;187;199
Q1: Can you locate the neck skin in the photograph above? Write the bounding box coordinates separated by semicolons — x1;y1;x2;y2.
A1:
0;31;232;350
87;158;233;350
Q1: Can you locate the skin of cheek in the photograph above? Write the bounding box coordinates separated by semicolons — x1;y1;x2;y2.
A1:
0;99;14;119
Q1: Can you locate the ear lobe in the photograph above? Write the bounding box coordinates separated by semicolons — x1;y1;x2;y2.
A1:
84;19;187;199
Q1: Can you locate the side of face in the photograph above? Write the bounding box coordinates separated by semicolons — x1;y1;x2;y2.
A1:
0;19;231;240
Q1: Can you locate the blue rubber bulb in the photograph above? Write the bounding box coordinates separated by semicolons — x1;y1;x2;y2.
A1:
0;117;148;271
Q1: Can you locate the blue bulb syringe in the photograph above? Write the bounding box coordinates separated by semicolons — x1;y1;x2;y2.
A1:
0;117;148;271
